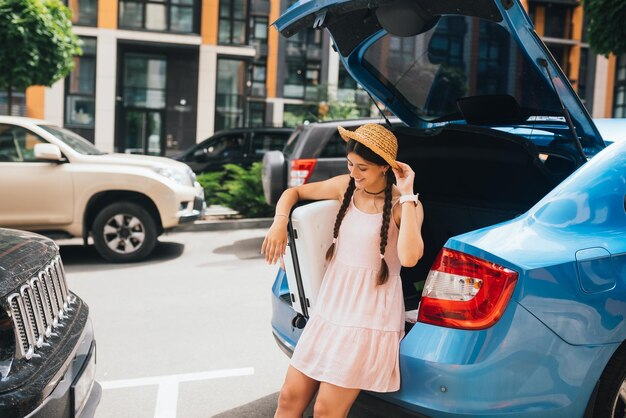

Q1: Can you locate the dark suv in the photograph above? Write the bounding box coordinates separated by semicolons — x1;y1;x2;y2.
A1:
262;118;400;205
0;228;100;417
174;127;293;174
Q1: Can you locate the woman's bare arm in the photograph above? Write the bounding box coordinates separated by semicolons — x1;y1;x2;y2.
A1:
261;174;350;264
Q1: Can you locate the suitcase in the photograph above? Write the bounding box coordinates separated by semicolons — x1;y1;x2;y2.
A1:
284;200;341;316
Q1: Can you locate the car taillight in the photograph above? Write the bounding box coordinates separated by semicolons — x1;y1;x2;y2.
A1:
418;248;518;330
288;159;317;187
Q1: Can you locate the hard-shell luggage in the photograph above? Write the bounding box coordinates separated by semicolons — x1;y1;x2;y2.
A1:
284;200;340;316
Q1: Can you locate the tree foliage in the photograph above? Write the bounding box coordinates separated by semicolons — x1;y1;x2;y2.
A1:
0;0;82;112
583;0;626;56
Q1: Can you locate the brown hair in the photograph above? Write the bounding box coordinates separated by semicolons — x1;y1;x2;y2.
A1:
325;139;395;285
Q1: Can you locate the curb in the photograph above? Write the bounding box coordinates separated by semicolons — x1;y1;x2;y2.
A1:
172;217;273;232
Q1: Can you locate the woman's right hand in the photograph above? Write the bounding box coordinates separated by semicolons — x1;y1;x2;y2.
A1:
261;217;289;264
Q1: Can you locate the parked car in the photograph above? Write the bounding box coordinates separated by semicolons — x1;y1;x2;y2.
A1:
262;118;401;205
0;228;101;417
173;127;293;174
270;1;626;418
0;116;205;262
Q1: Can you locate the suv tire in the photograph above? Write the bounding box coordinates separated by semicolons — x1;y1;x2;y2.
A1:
92;202;157;262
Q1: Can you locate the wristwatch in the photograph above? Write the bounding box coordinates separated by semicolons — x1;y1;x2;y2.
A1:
399;194;419;206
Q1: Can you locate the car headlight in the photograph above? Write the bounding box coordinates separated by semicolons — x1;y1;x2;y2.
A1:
154;167;191;186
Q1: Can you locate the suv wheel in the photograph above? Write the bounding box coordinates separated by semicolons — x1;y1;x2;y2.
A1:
92;202;157;262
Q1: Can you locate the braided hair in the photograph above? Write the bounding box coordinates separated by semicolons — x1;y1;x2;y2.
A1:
326;139;396;286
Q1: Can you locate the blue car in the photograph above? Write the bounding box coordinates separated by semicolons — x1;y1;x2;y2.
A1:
270;1;626;417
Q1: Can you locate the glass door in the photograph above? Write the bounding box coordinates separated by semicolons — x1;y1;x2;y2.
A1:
119;53;167;155
123;110;163;155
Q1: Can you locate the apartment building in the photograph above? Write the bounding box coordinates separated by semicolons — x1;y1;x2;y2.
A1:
1;0;625;155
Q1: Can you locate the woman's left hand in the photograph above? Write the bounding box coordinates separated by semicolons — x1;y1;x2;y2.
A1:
392;161;415;195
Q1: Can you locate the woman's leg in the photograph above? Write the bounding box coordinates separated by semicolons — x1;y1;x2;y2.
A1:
275;365;320;418
313;382;360;418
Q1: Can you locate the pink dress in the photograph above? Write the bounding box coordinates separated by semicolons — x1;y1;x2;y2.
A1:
290;196;405;392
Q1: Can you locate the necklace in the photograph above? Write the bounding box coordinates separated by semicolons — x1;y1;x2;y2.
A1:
363;187;385;195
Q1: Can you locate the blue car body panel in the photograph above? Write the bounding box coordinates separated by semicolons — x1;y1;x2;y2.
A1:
446;140;626;346
271;1;626;417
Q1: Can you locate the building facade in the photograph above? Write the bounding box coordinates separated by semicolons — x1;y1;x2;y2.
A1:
4;0;626;155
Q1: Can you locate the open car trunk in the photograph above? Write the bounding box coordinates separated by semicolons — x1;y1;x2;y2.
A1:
285;124;573;329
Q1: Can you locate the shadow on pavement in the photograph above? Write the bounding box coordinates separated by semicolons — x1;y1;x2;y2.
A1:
211;391;388;418
213;236;265;260
59;241;185;272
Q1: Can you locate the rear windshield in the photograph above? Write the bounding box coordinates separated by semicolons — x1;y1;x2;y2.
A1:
362;16;562;123
282;126;303;158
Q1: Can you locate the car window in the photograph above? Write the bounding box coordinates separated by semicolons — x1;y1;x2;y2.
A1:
0;124;46;162
206;134;244;158
38;125;105;155
252;132;290;156
283;127;303;158
319;131;347;158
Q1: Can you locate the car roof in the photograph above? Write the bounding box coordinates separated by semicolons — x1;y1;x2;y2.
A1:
0;116;48;126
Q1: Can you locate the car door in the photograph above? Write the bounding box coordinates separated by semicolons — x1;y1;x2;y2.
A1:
0;123;74;228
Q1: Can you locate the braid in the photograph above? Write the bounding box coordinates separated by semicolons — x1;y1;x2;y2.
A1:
326;178;356;261
377;171;395;285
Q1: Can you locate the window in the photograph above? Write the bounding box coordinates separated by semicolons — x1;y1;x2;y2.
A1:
283;103;317;128
250;64;266;97
0;124;46;162
251;132;288;156
65;37;97;131
577;47;596;111
248;101;266;127
123;54;167;109
0;90;26;116
284;60;321;100
215;58;247;130
613;54;626;118
543;4;572;39
251;15;268;41
320;132;346;158
68;0;98;26
205;134;244;158
218;0;248;45
119;0;197;33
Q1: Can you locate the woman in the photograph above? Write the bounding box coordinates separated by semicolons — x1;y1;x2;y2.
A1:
262;123;424;417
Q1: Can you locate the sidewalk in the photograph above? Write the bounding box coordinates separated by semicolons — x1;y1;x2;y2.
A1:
172;205;273;232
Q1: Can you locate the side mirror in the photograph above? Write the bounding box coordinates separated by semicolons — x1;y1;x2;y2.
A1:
34;143;64;162
193;148;209;162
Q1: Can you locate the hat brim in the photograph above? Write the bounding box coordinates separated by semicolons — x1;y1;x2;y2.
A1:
338;126;399;169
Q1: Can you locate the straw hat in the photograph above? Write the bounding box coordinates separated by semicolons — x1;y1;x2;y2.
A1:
338;123;399;169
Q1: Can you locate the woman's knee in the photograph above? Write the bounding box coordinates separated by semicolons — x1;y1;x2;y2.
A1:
312;397;332;417
277;384;300;410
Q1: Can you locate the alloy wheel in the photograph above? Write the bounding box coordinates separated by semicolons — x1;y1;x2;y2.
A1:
102;213;146;254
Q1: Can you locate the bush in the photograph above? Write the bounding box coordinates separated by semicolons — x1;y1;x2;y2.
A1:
197;163;273;218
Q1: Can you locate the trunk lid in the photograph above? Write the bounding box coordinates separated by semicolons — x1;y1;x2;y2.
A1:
274;0;605;158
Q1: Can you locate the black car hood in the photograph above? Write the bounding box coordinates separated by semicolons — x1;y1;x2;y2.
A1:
0;229;59;298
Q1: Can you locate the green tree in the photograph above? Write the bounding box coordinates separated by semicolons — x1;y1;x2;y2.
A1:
583;0;626;55
0;0;82;114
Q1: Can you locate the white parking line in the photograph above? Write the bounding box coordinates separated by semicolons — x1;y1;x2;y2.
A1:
101;367;255;418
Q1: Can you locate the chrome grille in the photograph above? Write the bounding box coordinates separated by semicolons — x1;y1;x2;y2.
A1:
7;256;74;360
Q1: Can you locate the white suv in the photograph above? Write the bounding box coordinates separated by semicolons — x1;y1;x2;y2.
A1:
0;116;204;262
